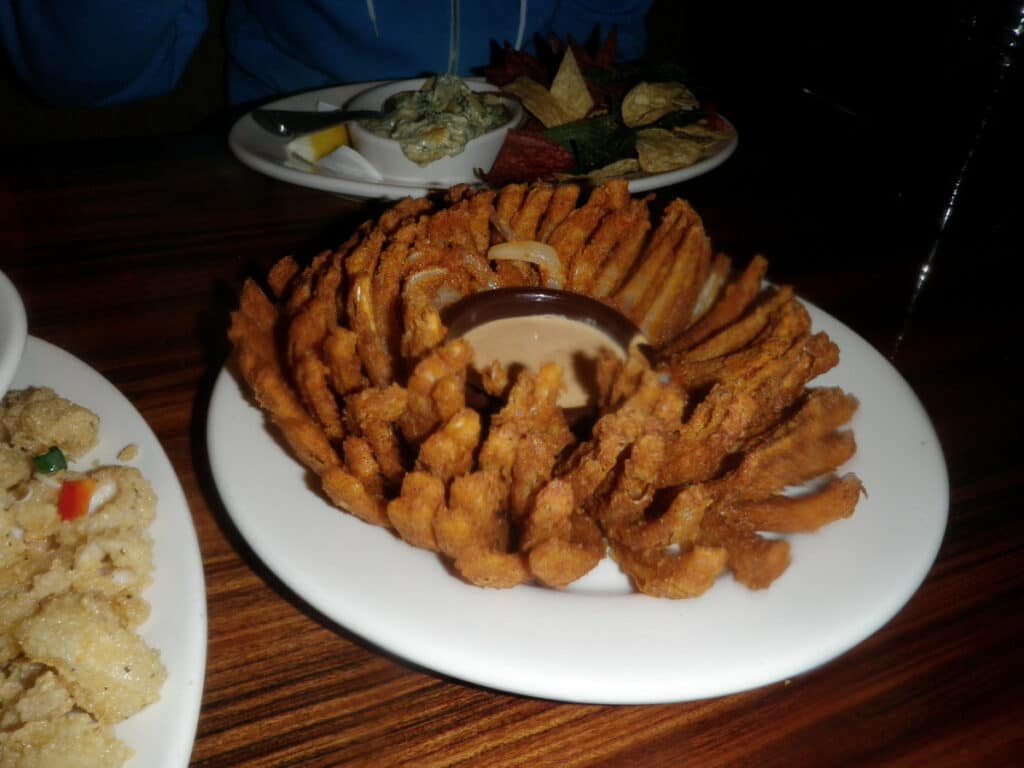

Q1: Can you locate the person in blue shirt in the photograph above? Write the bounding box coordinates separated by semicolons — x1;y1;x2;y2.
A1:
0;0;652;107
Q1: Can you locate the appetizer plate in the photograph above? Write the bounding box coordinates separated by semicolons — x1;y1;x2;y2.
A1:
207;301;947;704
229;81;738;200
0;269;28;399
11;337;207;766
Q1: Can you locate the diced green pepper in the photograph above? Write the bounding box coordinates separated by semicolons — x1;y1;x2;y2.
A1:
33;446;67;474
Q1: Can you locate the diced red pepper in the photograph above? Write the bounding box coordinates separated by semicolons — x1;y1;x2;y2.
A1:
58;478;96;521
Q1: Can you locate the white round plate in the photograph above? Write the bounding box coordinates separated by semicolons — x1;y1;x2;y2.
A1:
207;301;947;704
0;269;28;399
11;337;207;766
228;81;738;200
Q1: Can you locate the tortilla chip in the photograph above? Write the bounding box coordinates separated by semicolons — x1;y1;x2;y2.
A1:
549;49;594;122
635;128;704;173
586;158;642;183
622;82;699;128
504;76;571;128
674;121;734;144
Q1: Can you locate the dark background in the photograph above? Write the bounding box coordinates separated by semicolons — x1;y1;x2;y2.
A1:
2;0;1019;329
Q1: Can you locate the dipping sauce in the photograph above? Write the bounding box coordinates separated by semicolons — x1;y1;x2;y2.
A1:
358;75;510;165
461;313;630;408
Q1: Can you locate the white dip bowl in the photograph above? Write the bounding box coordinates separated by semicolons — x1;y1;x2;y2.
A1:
346;77;522;186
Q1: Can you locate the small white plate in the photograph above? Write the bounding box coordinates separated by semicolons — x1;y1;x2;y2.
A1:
229;81;738;200
10;337;207;766
206;301;947;704
0;269;28;399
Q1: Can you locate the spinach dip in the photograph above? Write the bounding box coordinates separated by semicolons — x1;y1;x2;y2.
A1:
359;75;510;165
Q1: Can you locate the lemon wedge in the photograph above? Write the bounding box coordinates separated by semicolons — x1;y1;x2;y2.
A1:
285;123;350;164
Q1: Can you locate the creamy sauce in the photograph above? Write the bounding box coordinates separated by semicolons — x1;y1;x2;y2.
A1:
359;75;509;165
461;313;629;408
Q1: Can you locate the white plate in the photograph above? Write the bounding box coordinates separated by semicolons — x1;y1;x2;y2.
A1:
0;270;28;399
206;301;947;704
10;337;207;766
228;81;738;200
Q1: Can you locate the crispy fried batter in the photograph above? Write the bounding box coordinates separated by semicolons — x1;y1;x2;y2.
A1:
666;295;812;391
591;198;652;299
710;387;859;502
345;384;408;483
728;473;864;533
435;470;508;557
323;327;365;394
454;547;530;588
561;361;683;508
537;183;580;242
641;215;712;346
480;360;510;398
416;194;502;298
344;225;385;283
377;195;434;235
434;470;532;588
661;254;769;355
228;180;864;598
291;354;344;441
321;465;389;528
283;249;330;316
400;277;454;360
349;272;394;387
734;330;842;434
612;542;727;598
569;199;647;295
688;252;732;325
285;251;346;439
228;280;341;476
595;346;651;411
343;435;385;498
680;286;795;363
267;255;300;298
657;385;759;487
612;199;697;322
596;433;662;535
547;180;629;293
478;362;573;517
492;183;527;240
415;407;481;482
386;471;445;551
511;183;555;240
400;339;472;443
699;508;791;590
372;219;425;375
596;406;722;551
521;480;604;588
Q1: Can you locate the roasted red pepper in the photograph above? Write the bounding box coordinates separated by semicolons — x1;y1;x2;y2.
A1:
58;478;96;521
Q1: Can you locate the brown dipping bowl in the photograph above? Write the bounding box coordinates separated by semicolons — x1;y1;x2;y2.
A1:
442;287;649;422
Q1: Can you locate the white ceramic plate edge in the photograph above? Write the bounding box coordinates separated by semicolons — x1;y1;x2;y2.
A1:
0;269;28;399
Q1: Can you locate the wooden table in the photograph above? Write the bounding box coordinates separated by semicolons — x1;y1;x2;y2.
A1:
1;111;1019;767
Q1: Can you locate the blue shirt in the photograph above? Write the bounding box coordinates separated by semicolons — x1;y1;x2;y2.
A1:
0;0;651;107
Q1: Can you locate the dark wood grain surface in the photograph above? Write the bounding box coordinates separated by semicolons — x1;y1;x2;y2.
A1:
2;97;1020;767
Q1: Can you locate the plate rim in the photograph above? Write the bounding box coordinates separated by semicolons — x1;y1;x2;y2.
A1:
0;269;28;399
